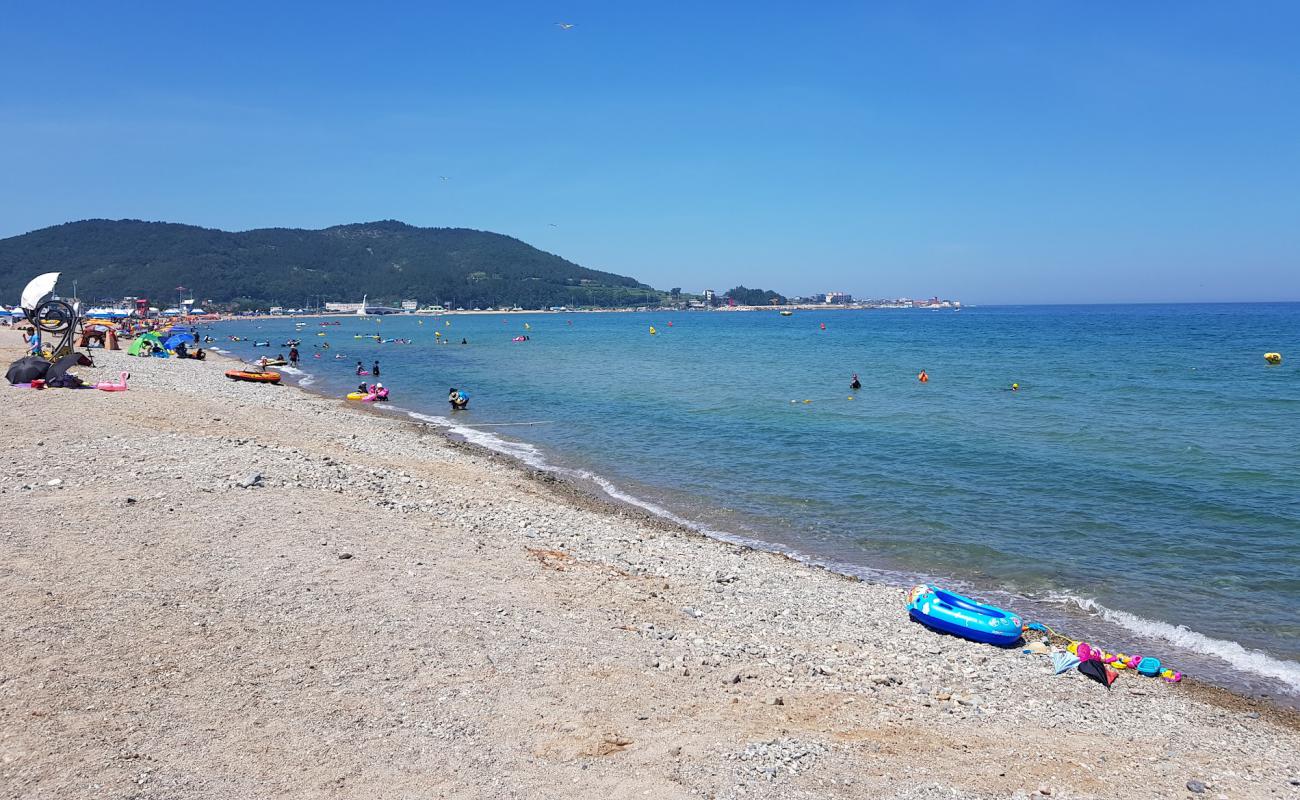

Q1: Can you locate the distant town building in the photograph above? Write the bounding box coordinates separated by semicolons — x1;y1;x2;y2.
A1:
825;292;853;305
325;301;364;312
400;299;418;311
703;289;715;304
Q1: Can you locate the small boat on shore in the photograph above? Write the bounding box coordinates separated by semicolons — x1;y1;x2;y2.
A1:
225;369;281;384
906;584;1022;646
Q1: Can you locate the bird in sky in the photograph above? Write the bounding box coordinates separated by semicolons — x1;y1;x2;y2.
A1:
555;22;576;30
439;176;450;181
548;223;558;227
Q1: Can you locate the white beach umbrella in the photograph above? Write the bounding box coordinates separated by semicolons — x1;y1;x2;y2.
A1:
20;272;60;311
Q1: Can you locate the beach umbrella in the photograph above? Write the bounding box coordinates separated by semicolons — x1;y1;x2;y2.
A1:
5;356;50;384
46;353;92;382
1051;651;1080;675
1077;659;1118;689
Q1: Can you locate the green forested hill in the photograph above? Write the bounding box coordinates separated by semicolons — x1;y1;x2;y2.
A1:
0;219;665;309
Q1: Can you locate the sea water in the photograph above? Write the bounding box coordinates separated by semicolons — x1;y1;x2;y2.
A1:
212;304;1300;702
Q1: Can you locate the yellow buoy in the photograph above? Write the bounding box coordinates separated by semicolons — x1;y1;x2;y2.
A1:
649;326;657;335
1264;352;1282;365
802;399;811;404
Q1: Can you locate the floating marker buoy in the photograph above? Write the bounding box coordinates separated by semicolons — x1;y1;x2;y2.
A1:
524;323;531;329
820;323;826;330
649;326;657;335
847;396;854;400
1265;352;1282;365
802;399;811;404
667;321;673;327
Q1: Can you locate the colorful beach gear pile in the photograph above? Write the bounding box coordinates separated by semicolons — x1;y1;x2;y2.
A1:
905;584;1184;690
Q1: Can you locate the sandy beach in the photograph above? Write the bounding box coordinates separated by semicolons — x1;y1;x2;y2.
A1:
2;329;1297;799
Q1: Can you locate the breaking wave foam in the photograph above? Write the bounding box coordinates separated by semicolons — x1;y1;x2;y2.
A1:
1051;594;1300;692
392;407;1300;698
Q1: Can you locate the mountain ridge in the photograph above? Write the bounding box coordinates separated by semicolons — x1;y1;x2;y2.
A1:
0;219;664;310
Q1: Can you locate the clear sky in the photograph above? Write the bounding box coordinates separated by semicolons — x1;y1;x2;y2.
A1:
2;1;1297;303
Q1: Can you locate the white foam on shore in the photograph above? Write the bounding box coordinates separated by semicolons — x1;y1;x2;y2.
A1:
276;365;315;386
382;402;1300;700
393;407;917;580
1047;593;1300;693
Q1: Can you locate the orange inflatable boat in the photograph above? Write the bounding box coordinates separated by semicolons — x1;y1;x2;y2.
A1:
224;369;281;384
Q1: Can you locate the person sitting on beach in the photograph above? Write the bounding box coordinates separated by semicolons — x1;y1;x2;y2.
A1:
850;373;861;390
175;341;189;359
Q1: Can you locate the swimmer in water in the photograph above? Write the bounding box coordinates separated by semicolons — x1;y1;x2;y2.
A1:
1011;383;1020;391
918;369;929;383
850;373;861;390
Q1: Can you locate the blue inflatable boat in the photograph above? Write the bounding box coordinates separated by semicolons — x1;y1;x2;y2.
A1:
906;585;1023;647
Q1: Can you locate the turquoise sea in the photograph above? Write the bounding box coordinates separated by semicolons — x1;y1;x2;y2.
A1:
211;304;1300;703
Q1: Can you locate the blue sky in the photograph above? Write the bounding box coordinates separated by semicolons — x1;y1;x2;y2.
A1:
2;1;1297;303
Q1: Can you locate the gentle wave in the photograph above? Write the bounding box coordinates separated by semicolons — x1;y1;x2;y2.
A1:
394;407;927;586
1049;593;1300;692
399;396;1300;696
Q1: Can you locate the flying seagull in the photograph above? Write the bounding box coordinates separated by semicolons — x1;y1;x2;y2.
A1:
439;176;450;181
548;223;558;227
555;22;576;30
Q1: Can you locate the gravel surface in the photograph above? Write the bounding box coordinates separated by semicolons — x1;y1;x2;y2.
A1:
2;332;1297;799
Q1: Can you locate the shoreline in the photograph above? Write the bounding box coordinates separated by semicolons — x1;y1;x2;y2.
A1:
209;329;1300;710
4;329;1298;798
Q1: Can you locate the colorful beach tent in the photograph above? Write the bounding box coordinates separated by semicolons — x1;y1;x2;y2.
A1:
127;332;166;357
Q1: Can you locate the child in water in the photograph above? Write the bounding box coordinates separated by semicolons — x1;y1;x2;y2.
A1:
372;360;380;377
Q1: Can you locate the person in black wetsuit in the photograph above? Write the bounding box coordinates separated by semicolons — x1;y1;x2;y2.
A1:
850;373;861;390
372;360;380;377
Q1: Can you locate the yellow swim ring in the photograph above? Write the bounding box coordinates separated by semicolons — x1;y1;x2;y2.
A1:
1264;352;1282;365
